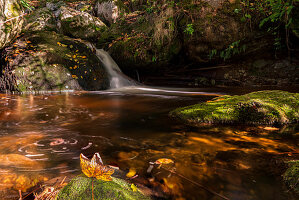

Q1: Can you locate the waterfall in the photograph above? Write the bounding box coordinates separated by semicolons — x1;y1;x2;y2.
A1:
94;49;138;88
85;43;138;89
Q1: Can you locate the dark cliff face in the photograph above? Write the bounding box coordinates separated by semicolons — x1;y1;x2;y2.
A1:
0;31;110;92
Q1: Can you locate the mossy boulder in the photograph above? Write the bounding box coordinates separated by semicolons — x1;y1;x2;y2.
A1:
0;0;24;49
59;6;107;40
170;90;299;125
283;160;299;194
23;7;57;32
0;31;109;92
57;174;151;200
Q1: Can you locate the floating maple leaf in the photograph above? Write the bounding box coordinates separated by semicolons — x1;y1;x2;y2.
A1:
80;153;114;181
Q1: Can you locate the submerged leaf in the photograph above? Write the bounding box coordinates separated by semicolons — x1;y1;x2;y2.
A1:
126;168;136;178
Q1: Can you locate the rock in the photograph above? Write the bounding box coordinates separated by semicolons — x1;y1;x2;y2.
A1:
0;31;109;92
97;7;182;70
59;6;106;40
170;90;299;125
94;0;120;25
57;174;151;200
283;160;299;195
182;0;252;63
0;154;41;168
0;0;24;49
23;7;57;32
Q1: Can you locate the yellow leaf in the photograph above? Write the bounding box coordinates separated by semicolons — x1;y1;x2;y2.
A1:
155;158;174;165
126;168;136;178
263;127;279;131
80;153;114;181
131;184;138;192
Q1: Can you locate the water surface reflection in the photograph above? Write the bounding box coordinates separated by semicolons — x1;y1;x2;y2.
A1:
0;90;298;199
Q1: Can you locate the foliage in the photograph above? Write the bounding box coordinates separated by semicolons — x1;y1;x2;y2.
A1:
241;0;296;49
209;40;246;61
283;160;299;194
184;23;194;35
20;0;33;11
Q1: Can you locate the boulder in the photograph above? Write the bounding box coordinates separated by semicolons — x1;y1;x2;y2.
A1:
57;174;151;200
283;160;299;195
0;31;109;92
59;6;107;40
23;7;57;32
170;90;299;125
0;0;24;49
94;0;120;26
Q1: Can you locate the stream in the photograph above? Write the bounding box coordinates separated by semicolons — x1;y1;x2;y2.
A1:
0;87;298;200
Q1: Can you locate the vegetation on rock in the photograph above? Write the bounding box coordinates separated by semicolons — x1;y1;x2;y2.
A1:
170;90;299;125
57;174;151;200
0;31;109;92
283;160;299;195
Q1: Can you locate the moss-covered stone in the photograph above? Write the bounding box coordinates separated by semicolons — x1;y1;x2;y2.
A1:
57;174;151;200
0;31;109;92
170;90;299;125
283;160;299;194
23;7;57;32
59;6;107;40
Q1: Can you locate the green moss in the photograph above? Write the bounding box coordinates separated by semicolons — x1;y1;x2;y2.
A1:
283;160;299;194
57;174;151;200
170;90;299;125
3;31;109;92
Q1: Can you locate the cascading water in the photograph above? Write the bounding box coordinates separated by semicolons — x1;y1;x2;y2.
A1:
85;43;138;89
85;43;224;96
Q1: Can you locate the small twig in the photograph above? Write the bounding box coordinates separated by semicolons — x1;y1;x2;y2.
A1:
92;179;94;200
19;190;22;200
161;166;230;200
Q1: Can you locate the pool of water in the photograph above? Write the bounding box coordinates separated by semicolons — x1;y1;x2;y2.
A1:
0;87;298;200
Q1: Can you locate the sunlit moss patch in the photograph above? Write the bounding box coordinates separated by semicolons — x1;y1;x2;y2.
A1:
170;90;299;125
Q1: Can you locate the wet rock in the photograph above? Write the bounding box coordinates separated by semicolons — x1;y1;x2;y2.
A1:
23;7;57;32
57;174;151;200
0;31;109;92
0;0;24;49
94;0;120;25
0;154;41;168
59;6;106;40
283;160;299;195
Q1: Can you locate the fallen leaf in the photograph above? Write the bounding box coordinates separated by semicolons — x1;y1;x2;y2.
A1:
155;158;174;165
126;168;136;178
131;184;138;192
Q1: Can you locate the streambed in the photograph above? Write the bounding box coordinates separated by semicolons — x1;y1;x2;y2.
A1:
0;87;298;200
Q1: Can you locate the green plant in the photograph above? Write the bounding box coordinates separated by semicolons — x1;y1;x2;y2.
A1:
208;49;217;60
241;0;295;50
184;23;194;35
209;41;247;61
20;0;33;11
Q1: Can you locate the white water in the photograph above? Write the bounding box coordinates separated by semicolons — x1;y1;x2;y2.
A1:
85;43;138;89
85;43;226;97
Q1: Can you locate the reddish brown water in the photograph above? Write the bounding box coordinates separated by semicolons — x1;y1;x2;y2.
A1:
0;88;298;200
